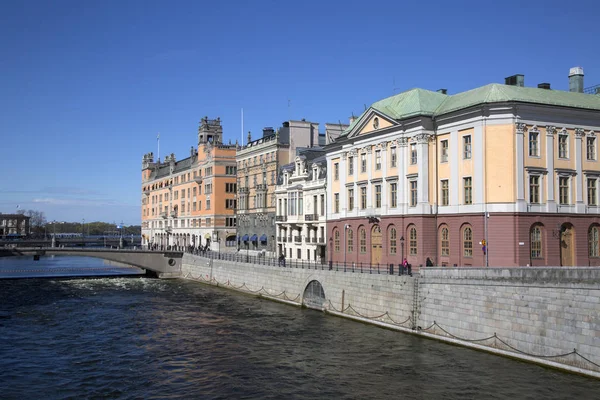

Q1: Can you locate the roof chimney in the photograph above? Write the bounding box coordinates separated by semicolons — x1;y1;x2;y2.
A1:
349;115;357;124
436;88;448;94
262;127;275;137
537;83;551;90
505;74;524;87
569;67;584;93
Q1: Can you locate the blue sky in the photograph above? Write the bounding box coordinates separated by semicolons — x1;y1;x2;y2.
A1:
1;0;599;225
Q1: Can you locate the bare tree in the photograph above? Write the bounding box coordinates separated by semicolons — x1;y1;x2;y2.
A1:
24;209;47;233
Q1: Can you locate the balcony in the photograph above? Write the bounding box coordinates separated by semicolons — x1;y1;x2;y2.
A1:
311;237;317;243
238;187;249;194
304;213;319;222
287;236;292;242
282;236;287;242
318;237;325;244
144;190;150;196
160;212;167;219
256;183;268;191
194;176;203;184
294;236;302;243
276;215;287;222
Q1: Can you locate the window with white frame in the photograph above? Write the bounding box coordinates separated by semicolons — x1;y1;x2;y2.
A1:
375;184;382;208
390;183;397;208
529;131;539;157
559;176;569;205
558;133;568;158
587;136;596;161
410;144;417;164
441;140;449;162
463;135;472;159
588;177;597;206
375;150;381;170
348;156;354;175
361;153;366;173
441;179;449;206
529;175;540;204
463;177;472;205
390;147;397;168
334;193;339;213
410;180;417;207
348;188;354;211
463;226;473;257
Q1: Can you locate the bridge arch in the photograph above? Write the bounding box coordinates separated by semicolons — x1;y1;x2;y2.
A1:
302;280;326;310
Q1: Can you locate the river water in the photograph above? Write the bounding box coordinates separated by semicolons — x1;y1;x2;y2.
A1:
1;256;599;399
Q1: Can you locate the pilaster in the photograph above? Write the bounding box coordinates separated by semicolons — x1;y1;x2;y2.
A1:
545;125;557;212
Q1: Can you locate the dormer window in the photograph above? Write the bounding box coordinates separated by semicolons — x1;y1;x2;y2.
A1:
313;167;318;181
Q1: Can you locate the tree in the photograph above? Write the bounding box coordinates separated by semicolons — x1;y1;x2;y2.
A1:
24;209;47;234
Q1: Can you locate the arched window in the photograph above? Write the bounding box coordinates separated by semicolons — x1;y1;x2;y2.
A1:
589;225;599;257
334;229;340;252
409;226;417;255
531;225;542;258
441;226;449;256
463;227;473;257
347;229;354;253
389;227;397;254
359;227;367;253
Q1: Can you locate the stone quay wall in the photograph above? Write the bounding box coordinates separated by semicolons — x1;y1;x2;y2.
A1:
181;254;600;377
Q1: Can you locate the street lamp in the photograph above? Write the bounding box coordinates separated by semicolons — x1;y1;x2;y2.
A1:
246;240;250;263
344;224;349;268
82;218;85;247
329;236;333;270
400;235;405;261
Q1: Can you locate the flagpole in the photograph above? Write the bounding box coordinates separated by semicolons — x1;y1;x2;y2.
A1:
157;132;160;162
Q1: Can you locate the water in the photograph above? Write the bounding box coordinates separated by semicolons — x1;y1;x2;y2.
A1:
1;257;599;399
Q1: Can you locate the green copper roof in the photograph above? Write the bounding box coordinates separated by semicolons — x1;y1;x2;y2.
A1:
435;84;600;115
342;84;600;137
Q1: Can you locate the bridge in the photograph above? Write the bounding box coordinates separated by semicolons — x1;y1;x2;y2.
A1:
0;247;182;278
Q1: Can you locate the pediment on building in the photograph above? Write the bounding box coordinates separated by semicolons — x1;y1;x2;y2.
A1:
347;109;398;138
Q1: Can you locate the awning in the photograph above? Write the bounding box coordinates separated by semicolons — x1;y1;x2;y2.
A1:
205;234;211;239
260;234;268;242
242;234;249;241
250;234;258;242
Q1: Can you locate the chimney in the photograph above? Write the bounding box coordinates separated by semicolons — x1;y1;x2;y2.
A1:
262;127;275;137
537;83;551;90
505;74;524;87
349;115;357;124
436;88;448;94
569;67;584;93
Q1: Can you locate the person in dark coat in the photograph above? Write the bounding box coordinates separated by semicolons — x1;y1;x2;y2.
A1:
426;257;433;267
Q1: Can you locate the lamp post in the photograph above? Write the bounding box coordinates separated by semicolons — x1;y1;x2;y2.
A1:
82;218;85;247
344;224;349;268
246;240;250;263
329;236;333;270
400;235;405;261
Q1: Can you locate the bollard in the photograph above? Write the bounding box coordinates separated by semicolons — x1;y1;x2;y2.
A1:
389;264;394;275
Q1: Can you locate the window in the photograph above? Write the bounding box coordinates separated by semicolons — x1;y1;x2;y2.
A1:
348;156;354;175
361;153;367;173
334;162;339;180
410;180;417;207
441;226;449;256
531;225;542;258
320;195;325;216
463;177;472;205
389;227;397;254
288;192;297;215
530;175;540;204
206;199;211;210
558;133;568;158
390;183;397;208
334;193;340;213
375;150;381;170
463;135;472;159
348;188;354;211
441;180;449;206
463;227;473;257
360;186;367;209
225;199;237;209
559;177;569;205
588;178;597;206
334;230;340;252
359;228;367;253
390;147;397;168
529;131;539;157
225;217;237;227
409;227;417;255
206;217;211;226
587;137;597;161
375;184;381;208
347;229;354;253
589;226;599;257
441;140;449;162
410;144;417;164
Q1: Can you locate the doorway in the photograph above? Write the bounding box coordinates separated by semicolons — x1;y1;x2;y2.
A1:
560;223;575;266
371;225;382;265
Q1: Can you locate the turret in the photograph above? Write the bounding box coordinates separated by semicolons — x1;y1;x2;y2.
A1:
198;116;223;146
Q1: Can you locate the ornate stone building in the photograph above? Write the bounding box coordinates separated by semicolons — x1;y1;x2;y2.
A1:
275;150;328;262
141;117;238;251
0;213;30;238
326;67;600;267
236;120;346;255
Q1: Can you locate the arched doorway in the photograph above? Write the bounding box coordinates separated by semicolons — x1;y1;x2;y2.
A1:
371;225;382;265
303;280;326;310
560;223;575;266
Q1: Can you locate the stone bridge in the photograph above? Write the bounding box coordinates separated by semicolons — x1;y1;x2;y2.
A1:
1;247;183;278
